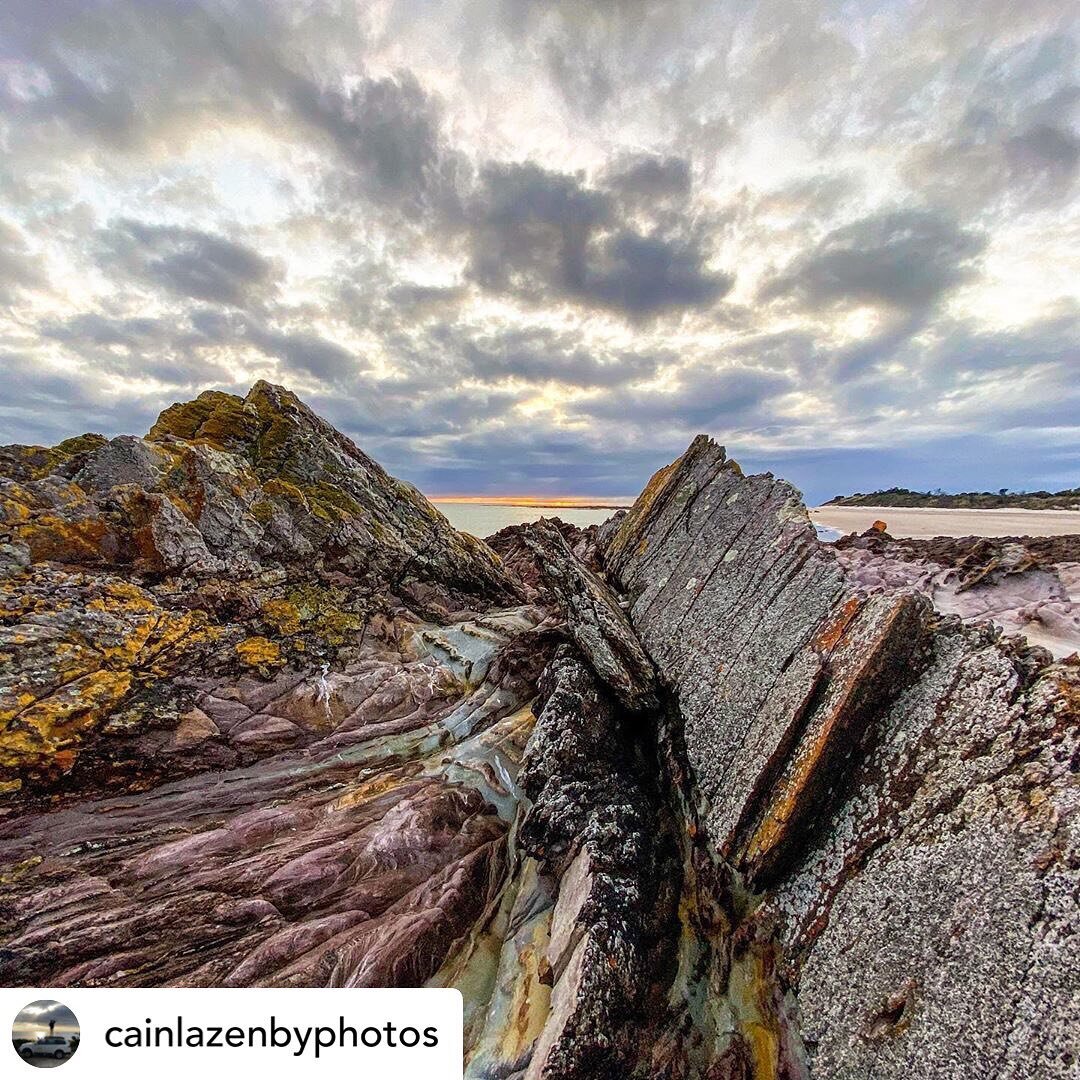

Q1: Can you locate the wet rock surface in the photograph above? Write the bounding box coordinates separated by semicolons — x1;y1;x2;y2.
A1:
2;395;1077;1079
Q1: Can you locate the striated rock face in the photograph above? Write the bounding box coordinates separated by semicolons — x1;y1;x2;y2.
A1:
495;521;657;712
1;398;1076;1080
0;609;549;987
605;435;1079;1079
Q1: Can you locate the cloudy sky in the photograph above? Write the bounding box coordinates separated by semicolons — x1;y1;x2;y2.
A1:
0;0;1076;502
12;1000;79;1040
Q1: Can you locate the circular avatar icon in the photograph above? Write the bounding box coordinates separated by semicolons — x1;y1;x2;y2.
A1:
12;1001;80;1068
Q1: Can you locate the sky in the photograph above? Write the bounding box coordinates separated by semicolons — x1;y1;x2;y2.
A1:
0;0;1076;504
12;1001;79;1041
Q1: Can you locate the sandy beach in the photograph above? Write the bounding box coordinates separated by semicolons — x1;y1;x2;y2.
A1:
811;505;1080;539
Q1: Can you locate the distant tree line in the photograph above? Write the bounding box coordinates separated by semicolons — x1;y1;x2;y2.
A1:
825;486;1080;510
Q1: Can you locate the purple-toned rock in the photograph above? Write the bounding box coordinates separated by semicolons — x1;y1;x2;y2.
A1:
3;400;1077;1080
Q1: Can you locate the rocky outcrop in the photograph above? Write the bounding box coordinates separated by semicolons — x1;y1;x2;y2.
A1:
514;649;671;1079
604;435;1079;1079
3;381;515;602
0;382;519;799
2;399;1076;1080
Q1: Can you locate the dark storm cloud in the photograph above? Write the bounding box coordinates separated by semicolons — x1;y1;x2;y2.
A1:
0;351;165;446
43;312;177;350
1006;124;1080;181
603;154;692;203
466;162;732;317
823;308;1080;436
244;325;362;381
96;221;280;308
0;2;146;152
903;35;1079;211
760;209;986;313
39;310;242;385
312;379;525;441
41;307;361;386
544;40;615;118
926;308;1079;378
0;2;453;221
467;162;611;291
576;363;794;427
587;231;732;315
287;71;465;218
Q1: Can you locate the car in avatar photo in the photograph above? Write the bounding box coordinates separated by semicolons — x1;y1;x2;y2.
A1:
19;1036;77;1060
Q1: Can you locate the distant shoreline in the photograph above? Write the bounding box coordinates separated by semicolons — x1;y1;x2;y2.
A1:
826;488;1079;511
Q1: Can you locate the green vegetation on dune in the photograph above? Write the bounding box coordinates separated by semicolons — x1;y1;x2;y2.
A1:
826;486;1080;510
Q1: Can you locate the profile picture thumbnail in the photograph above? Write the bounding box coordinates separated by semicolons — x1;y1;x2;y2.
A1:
11;1001;80;1068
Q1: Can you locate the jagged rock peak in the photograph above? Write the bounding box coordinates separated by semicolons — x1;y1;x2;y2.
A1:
1;382;518;606
604;431;1079;1080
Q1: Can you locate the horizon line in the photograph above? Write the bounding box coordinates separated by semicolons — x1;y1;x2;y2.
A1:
427;495;636;508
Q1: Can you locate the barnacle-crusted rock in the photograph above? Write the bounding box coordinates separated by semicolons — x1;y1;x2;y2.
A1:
515;649;671;1080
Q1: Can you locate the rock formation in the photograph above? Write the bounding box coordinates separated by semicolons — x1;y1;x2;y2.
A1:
1;388;1076;1079
834;528;1080;660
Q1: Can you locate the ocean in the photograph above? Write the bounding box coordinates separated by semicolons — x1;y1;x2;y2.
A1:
431;501;624;538
432;501;844;542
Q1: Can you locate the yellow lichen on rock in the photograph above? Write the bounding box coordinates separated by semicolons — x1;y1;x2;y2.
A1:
0;573;218;779
235;635;284;668
0;669;133;770
260;598;302;636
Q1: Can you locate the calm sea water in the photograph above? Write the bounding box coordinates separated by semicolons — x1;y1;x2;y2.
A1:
433;501;844;542
432;502;623;538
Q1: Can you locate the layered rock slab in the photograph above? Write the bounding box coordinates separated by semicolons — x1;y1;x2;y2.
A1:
0;609;549;988
606;435;1080;1077
491;520;658;712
